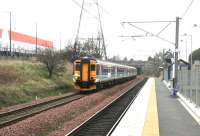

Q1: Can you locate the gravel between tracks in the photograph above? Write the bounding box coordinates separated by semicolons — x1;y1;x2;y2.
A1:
0;91;75;114
0;77;143;136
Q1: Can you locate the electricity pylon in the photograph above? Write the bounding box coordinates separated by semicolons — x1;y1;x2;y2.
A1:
73;0;107;60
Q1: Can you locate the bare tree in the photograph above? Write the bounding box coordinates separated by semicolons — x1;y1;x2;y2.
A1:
145;51;164;77
109;55;121;62
65;42;74;62
69;37;103;60
38;49;65;78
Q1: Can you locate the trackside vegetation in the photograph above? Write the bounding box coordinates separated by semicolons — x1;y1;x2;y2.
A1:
0;59;73;108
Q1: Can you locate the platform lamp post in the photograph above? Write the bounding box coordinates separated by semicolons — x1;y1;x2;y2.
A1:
183;33;193;101
180;38;188;61
183;33;192;66
193;24;199;106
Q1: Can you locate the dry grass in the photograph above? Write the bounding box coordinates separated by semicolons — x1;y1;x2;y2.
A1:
0;59;73;108
0;67;21;84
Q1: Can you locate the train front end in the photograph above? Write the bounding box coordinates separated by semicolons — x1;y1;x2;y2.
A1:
73;57;97;91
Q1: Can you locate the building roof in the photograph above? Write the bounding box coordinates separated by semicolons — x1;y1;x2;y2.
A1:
179;59;190;65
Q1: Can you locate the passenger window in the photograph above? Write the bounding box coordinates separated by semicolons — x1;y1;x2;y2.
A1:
91;64;95;71
75;63;80;71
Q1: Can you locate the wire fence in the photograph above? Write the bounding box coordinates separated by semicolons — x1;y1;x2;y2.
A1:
0;47;42;59
178;64;200;107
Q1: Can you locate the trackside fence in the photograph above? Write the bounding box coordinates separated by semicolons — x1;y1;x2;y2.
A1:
0;47;46;59
178;64;200;107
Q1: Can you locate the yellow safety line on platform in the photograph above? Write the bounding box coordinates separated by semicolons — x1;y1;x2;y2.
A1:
142;78;159;136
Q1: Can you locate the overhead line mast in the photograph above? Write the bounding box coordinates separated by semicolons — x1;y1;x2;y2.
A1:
121;17;180;89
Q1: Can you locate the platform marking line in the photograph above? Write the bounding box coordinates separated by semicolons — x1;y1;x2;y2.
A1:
142;78;160;136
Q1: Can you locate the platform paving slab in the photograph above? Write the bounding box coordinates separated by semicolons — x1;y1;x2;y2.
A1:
156;78;200;136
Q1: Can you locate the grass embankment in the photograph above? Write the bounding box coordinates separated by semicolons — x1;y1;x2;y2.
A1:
0;59;73;108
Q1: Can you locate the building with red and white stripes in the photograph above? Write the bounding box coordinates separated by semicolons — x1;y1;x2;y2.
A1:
0;28;53;54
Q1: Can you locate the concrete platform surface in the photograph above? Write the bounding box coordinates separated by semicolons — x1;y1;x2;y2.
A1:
156;78;200;136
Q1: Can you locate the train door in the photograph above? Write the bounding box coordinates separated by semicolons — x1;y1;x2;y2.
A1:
82;63;89;81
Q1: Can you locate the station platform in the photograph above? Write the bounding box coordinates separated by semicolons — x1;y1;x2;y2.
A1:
111;78;200;136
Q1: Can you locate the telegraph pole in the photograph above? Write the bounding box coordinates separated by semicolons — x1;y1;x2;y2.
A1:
59;32;62;52
35;23;38;54
174;17;180;88
9;11;12;56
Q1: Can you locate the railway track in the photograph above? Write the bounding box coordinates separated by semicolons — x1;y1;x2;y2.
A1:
67;79;147;136
0;93;85;128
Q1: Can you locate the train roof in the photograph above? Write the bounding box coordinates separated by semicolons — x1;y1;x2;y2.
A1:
75;57;136;69
96;59;136;69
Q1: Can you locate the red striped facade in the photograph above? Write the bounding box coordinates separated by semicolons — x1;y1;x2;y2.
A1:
0;28;53;48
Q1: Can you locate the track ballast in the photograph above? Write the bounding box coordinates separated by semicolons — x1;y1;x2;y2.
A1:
67;79;147;136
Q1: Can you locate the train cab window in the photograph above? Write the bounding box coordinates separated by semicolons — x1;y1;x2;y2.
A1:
75;63;80;71
91;64;96;71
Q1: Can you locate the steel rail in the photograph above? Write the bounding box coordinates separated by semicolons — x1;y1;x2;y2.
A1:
0;93;84;128
66;79;147;136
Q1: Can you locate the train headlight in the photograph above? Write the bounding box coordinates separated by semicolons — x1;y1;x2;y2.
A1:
90;77;96;82
73;74;80;82
75;76;80;80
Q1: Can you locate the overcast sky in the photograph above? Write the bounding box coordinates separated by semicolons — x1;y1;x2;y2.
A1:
0;0;199;60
